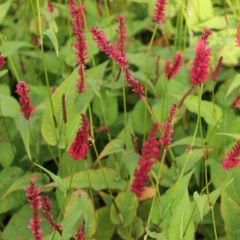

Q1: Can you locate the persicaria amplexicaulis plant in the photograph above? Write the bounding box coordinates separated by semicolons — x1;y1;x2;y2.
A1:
47;0;54;13
153;0;168;26
211;56;223;81
0;52;6;69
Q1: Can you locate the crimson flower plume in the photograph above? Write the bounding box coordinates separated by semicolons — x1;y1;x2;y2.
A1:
153;0;168;26
115;15;127;59
132;123;160;198
164;52;183;80
0;52;6;69
222;140;240;170
16;81;35;120
236;24;240;47
68;114;91;160
160;104;176;149
25;177;43;240
211;56;223;81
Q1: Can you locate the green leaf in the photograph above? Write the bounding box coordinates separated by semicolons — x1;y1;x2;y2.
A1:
0;69;8;78
33;162;67;192
94;207;115;240
43;28;59;57
62;191;96;238
185;95;223;126
118;217;144;239
226;74;240;97
110;191;138;226
61;168;126;191
96;139;124;163
0;41;32;57
0;0;11;24
0;141;15;167
217;132;240;140
0;94;19;118
14;114;31;160
193;192;210;221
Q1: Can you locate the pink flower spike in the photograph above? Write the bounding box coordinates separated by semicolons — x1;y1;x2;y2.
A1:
222;140;240;170
164;52;183;80
69;0;87;93
190;39;211;85
236;24;240;47
25;177;43;240
48;0;54;13
160;104;176;149
211;56;223;81
115;15;127;59
153;0;168;26
132;123;160;198
16;81;35;120
201;28;213;42
90;26;128;68
68;114;91;160
0;52;6;69
42;196;62;235
74;227;85;240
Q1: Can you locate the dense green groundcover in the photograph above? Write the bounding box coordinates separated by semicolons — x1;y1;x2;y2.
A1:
0;0;240;239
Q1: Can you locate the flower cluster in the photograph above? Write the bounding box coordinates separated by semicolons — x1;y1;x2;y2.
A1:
160;104;176;149
42;196;62;235
132;124;160;198
222;140;240;170
16;81;35;120
236;24;240;47
211;56;223;81
164;52;183;80
69;0;87;93
0;52;6;69
68;114;91;160
74;227;85;240
200;28;213;42
153;0;168;26
25;177;43;240
90;18;145;97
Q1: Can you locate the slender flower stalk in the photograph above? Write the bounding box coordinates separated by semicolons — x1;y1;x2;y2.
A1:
16;81;35;120
236;24;240;47
211;56;223;81
190;38;211;85
42;196;62;235
153;0;168;26
0;52;6;69
62;94;67;124
25;177;43;240
164;52;183;80
222;140;240;170
68;114;91;160
159;104;176;149
90;26;144;97
132;123;160;198
69;0;87;93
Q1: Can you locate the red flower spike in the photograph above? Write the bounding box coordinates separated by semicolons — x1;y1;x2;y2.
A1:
236;24;240;47
42;196;62;235
90;26;144;97
211;56;223;81
90;27;127;68
74;227;85;240
222;140;240;170
132;124;160;198
160;104;176;149
68;114;91;160
164;52;183;80
69;0;87;93
16;81;35;120
48;0;54;13
115;15;127;59
190;38;211;85
201;28;213;42
153;0;168;26
0;52;6;69
25;177;43;240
